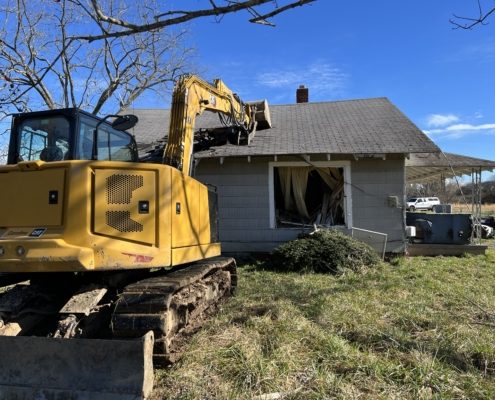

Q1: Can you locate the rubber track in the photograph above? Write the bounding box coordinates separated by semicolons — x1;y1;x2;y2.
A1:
111;257;236;365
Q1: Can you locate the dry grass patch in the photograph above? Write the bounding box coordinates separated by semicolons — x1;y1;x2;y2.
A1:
451;202;495;215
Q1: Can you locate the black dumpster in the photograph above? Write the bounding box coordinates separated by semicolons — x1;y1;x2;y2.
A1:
406;212;472;245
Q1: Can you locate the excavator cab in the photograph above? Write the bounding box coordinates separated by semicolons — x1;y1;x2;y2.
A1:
8;108;138;164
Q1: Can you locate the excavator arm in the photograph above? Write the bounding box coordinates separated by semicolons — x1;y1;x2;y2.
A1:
163;75;270;174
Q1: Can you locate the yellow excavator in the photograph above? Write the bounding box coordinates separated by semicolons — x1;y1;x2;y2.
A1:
0;75;271;399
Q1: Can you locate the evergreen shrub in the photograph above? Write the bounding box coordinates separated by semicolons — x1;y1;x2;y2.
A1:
271;229;380;273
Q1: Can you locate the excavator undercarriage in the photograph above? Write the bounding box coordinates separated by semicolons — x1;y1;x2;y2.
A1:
0;257;236;399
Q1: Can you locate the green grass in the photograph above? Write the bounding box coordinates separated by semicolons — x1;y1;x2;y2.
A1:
152;247;495;399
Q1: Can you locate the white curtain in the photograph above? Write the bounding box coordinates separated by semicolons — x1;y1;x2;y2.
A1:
277;166;344;223
315;167;339;189
278;167;310;218
291;167;310;218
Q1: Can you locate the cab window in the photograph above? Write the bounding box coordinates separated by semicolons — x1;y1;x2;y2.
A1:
78;116;136;161
18;116;70;161
98;128;135;161
78;118;95;160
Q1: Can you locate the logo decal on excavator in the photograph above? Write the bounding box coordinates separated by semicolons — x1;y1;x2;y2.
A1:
29;228;47;237
122;252;154;263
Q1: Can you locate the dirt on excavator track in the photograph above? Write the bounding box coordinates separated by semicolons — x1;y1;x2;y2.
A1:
112;256;237;365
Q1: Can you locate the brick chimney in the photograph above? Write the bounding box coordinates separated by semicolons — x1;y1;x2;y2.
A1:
296;85;309;103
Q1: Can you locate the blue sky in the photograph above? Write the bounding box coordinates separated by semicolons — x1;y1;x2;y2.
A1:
2;0;494;177
136;0;495;172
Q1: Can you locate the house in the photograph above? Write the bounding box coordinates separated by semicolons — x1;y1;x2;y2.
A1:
127;93;442;254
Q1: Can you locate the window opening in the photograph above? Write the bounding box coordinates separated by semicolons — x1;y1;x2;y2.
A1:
274;166;345;228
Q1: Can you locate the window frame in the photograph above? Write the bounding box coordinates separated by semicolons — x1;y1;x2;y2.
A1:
76;114;138;162
268;160;352;229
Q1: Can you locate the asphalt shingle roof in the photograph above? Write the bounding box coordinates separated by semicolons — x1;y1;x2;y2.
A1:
126;97;440;159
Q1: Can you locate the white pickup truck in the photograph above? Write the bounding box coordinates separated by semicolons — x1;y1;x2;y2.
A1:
406;197;440;211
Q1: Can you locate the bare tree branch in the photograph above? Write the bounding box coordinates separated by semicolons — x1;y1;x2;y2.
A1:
0;0;194;115
0;0;314;117
450;0;495;29
249;0;315;24
73;0;316;42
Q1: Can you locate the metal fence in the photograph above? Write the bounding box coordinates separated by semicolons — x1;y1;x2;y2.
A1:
350;227;388;259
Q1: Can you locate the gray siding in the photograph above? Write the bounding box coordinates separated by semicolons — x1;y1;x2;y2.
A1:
195;158;300;252
350;157;406;252
195;156;406;253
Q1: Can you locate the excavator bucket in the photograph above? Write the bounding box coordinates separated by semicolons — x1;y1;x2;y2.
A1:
248;99;272;130
0;331;154;399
